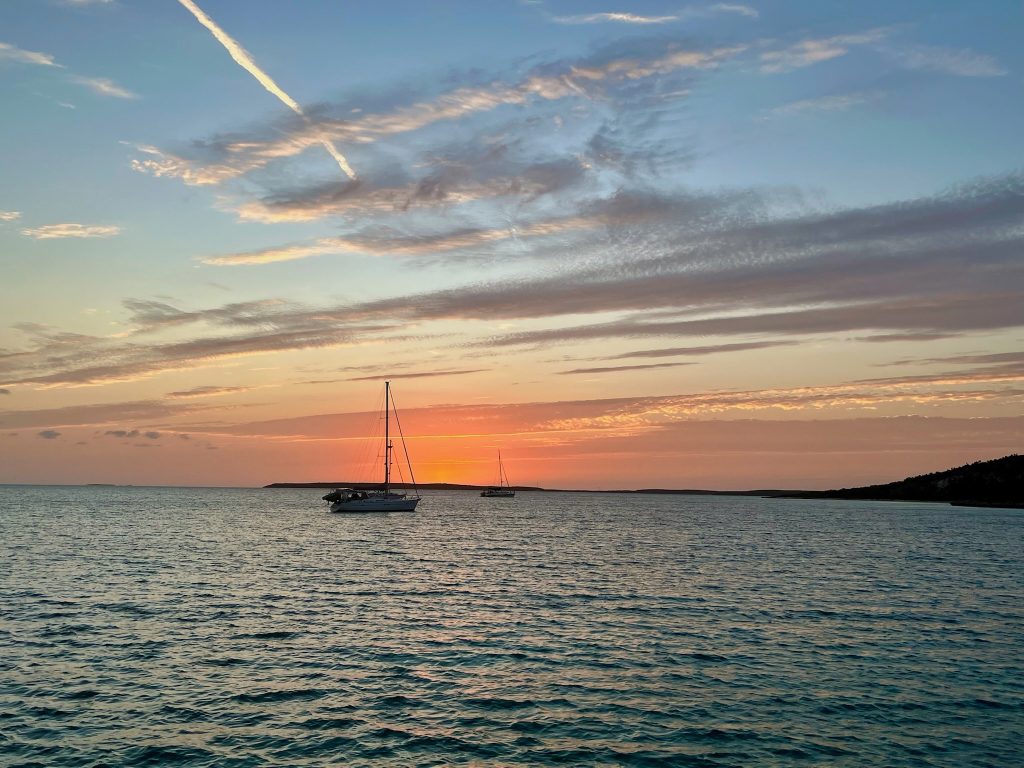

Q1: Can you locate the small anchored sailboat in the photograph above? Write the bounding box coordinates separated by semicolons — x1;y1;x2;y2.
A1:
480;450;515;497
322;380;420;513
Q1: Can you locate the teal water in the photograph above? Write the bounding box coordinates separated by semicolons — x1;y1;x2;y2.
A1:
1;486;1022;766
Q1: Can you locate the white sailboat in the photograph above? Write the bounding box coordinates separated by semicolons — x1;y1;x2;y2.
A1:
322;380;420;513
480;450;515;497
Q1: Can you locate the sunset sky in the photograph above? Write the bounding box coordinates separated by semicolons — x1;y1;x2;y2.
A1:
1;0;1022;489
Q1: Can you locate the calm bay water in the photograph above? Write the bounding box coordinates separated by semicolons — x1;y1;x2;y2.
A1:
1;485;1022;767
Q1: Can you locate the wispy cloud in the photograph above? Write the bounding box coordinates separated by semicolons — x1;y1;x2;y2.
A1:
0;42;62;68
200;239;339;266
0;211;22;222
130;144;247;186
0;399;195;429
480;293;1024;349
862;332;955;344
134;40;742;187
760;92;876;119
0;308;396;387
176;0;357;180
71;75;138;99
346;368;488;382
553;12;678;25
883;351;1024;369
760;29;888;73
711;3;758;18
38;430;61;439
608;341;797;359
201;215;592;265
893;44;1007;77
560;361;694;375
1;41;135;103
230;156;591;223
166;385;254;399
21;223;121;240
552;5;757;25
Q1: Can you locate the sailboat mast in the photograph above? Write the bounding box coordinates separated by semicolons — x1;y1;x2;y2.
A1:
384;380;390;494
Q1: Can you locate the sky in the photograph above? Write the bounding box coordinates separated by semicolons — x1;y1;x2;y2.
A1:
1;0;1022;489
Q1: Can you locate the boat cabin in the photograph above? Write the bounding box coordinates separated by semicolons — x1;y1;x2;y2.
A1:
322;488;369;503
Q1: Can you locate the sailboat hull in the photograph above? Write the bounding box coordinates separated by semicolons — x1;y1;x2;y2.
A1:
330;496;420;513
480;489;515;497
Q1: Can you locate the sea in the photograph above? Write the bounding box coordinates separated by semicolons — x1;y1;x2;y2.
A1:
1;485;1022;767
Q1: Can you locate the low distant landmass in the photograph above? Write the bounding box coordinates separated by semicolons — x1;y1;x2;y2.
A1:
267;455;1023;509
776;455;1023;509
264;481;789;495
267;481;547;492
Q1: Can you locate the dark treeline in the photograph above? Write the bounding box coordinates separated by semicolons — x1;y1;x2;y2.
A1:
781;455;1023;507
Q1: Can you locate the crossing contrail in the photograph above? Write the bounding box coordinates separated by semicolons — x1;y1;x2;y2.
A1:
177;0;357;180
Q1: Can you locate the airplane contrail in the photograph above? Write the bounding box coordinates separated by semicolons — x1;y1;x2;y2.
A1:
177;0;357;180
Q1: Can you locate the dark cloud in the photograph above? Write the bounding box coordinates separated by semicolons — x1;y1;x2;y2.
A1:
560;362;694;375
607;341;797;360
351;174;1024;327
862;332;956;343
881;351;1024;367
0;388;9;394
855;354;1024;388
37;430;61;439
166;385;252;399
0;400;194;430
123;298;290;334
244;153;592;223
482;292;1024;347
1;320;397;387
346;368;488;382
105;429;159;440
3;172;1021;388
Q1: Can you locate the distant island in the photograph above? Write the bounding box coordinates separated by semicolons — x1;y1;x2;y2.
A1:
776;454;1023;509
267;481;547;492
264;480;788;496
267;455;1023;509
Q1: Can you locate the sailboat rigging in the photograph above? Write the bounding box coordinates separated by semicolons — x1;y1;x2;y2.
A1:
481;450;515;497
322;381;420;513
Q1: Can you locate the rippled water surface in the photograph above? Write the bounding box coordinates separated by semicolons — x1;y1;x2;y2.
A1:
1;486;1022;766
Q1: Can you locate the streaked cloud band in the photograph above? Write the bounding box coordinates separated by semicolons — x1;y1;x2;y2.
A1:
21;223;121;240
